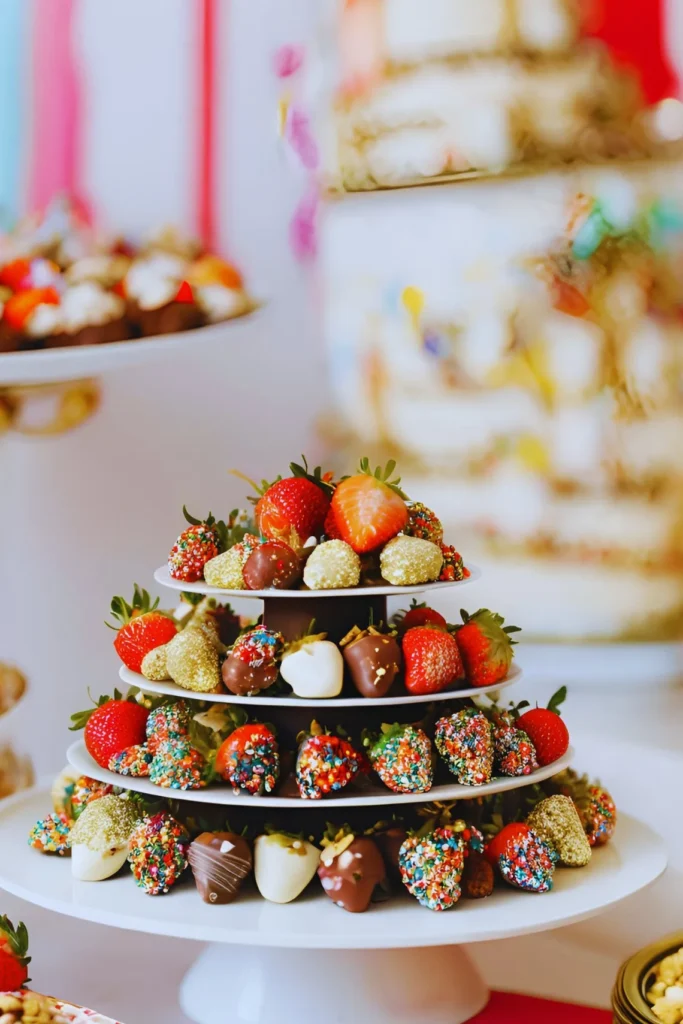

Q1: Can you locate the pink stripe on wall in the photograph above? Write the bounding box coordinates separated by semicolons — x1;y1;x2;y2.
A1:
28;0;83;212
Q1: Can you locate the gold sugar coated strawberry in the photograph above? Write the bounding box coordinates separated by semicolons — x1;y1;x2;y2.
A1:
168;508;227;583
404;502;443;546
527;795;591;867
302;540;361;590
141;644;170;681
439;545;470;583
380;536;443;586
203;533;261;589
165;625;222;693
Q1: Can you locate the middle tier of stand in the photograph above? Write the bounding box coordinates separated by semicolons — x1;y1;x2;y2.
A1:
67;740;574;808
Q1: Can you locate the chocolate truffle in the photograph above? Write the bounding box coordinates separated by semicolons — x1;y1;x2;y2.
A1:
342;630;402;698
188;831;253;904
242;542;302;590
318;836;386;913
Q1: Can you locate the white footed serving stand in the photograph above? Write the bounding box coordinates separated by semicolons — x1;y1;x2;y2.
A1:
0;571;667;1023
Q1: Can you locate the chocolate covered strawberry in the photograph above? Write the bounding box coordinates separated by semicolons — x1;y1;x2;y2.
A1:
341;625;402;698
296;723;363;800
215;723;280;796
516;687;570;767
242;457;333;550
222;626;284;696
0;917;30;991
402;625;463;695
107;585;177;673
318;828;386;913
456;608;520;687
330;458;408;554
168;507;228;582
70;690;149;769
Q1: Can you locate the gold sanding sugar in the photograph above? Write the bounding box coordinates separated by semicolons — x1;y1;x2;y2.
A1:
69;794;138;851
527;795;592;867
303;541;361;589
380;536;443;586
648;948;683;1022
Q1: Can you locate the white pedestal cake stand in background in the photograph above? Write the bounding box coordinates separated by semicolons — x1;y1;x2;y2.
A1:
0;570;668;1023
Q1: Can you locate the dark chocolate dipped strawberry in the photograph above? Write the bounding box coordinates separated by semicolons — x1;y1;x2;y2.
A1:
340;624;402;699
318;827;387;913
242;540;302;591
188;830;253;904
222;626;284;696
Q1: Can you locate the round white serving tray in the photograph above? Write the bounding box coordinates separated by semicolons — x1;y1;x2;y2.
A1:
0;310;262;385
153;564;481;599
67;738;573;808
119;661;522;708
0;785;664;949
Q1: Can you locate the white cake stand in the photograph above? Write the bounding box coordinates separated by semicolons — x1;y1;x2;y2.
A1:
5;573;665;1024
0;786;666;1024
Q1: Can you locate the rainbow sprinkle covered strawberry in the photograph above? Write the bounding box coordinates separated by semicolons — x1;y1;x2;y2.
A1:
367;723;433;794
168;508;227;582
296;723;363;800
435;708;494;786
215;723;280;796
399;826;465;911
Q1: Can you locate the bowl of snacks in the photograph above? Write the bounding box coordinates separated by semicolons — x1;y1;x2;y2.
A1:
613;933;683;1023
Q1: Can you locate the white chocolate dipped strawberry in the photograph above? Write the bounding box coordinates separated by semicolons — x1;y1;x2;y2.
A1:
69;794;138;882
280;631;344;699
254;832;320;904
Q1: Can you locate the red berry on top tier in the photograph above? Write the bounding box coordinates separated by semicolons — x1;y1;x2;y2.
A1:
330;458;409;554
168;507;225;582
107;585;177;673
0;916;30;992
402;625;463;696
253;458;333;550
397;600;447;632
516;687;570;767
456;608;520;688
70;692;150;769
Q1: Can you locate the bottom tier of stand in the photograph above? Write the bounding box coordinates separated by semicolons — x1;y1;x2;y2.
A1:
0;785;667;1023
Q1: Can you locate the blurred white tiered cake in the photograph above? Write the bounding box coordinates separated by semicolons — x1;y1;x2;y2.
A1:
309;0;683;644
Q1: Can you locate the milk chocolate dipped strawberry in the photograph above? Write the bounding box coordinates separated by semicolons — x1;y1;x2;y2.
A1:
254;830;321;903
366;723;433;794
295;722;363;800
340;625;402;698
242;540;302;590
215;723;280;796
318;826;386;913
280;630;344;699
222;626;284;696
189;830;253;904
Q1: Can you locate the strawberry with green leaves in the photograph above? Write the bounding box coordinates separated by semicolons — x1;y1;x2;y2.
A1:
516;687;570;767
329;458;409;554
402;625;463;695
0;916;30;991
366;723;433;794
394;600;447;633
237;457;333;551
168;507;230;583
107;585;177;673
70;689;150;769
456;608;520;688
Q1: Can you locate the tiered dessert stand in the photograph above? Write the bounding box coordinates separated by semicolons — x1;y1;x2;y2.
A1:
0;567;667;1024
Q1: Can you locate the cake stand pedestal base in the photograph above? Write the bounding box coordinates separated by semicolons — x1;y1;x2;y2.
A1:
179;943;489;1024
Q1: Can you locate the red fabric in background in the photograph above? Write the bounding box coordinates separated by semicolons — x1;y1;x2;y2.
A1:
472;992;611;1023
582;0;678;103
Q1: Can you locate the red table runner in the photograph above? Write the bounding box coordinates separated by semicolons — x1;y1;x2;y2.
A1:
472;992;611;1022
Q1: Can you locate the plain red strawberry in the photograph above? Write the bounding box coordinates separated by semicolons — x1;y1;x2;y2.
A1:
516;687;570;767
330;458;409;554
168;507;225;582
249;458;332;549
0;916;30;990
70;691;150;769
107;585;177;673
456;608;520;688
402;626;463;695
398;600;447;632
484;823;531;867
